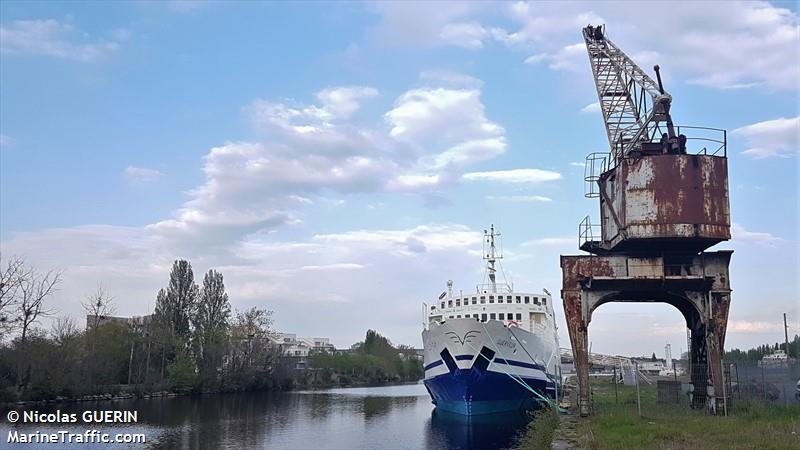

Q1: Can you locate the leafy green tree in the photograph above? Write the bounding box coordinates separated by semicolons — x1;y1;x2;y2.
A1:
192;269;231;387
154;260;199;342
166;351;197;393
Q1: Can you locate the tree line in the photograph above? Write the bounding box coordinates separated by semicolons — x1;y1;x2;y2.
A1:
0;255;423;403
0;255;293;402
310;329;423;384
725;335;800;363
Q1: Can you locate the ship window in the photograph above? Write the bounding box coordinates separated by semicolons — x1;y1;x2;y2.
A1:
456;315;461;318
456;299;460;307
524;296;530;304
449;315;454;319
441;302;445;309
448;300;453;307
481;313;487;322
516;296;521;303
499;313;505;320
534;297;539;305
516;313;522;321
490;313;496;320
473;314;479;319
542;298;547;305
472;298;477;305
506;295;513;302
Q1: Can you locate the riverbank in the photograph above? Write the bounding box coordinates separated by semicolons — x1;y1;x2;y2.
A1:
516;379;800;449
2;377;423;408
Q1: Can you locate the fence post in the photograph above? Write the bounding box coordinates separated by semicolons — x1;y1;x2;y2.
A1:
613;366;618;404
721;360;728;416
635;361;642;417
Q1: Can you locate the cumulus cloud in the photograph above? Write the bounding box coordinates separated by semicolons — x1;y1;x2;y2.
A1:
733;116;799;158
485;195;553;203
1;222;486;345
462;168;562;183
580;102;601;114
0;19;120;62
731;222;783;246
123;166;162;183
371;1;800;90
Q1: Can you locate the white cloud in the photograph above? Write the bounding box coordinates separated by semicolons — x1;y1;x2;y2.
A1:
485;195;553;203
462;168;562;183
731;222;783;246
727;320;784;334
523;42;585;71
372;2;800;91
0;19;120;62
386;88;503;142
733;116;799;158
0;134;13;148
368;1;487;48
316;86;379;119
385;86;507;174
419;70;484;88
440;22;489;49
569;161;585;167
123;166;162;183
580;102;601;114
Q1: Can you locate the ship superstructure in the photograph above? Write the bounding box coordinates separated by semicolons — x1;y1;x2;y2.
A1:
421;226;561;415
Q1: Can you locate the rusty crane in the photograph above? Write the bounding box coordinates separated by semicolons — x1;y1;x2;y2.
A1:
562;25;732;416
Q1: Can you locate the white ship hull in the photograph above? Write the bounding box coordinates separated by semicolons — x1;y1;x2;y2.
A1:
422;318;560;415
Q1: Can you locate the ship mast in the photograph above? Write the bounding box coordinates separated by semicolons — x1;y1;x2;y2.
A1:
484;225;502;293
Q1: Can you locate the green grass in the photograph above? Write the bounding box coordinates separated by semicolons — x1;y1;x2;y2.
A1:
515;408;560;450
576;380;800;449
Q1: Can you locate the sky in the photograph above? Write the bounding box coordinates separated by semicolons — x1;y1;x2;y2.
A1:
1;1;798;357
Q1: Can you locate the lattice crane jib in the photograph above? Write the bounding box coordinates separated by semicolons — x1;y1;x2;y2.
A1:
582;25;683;165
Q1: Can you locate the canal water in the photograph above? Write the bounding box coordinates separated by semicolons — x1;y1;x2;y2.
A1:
2;383;535;449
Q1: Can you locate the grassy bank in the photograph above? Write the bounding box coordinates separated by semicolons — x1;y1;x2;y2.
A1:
575;379;800;449
514;379;800;449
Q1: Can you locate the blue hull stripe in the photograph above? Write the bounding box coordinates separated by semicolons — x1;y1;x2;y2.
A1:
424;355;544;372
424;360;444;371
492;358;545;371
423;368;555;415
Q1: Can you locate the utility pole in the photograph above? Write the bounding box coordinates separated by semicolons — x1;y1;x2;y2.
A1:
784;313;790;357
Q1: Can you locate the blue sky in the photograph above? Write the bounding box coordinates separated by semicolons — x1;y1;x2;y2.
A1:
1;1;798;357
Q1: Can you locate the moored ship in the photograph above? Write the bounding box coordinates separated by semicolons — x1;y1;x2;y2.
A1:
421;225;562;415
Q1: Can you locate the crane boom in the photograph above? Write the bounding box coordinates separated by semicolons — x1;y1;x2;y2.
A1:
583;25;682;164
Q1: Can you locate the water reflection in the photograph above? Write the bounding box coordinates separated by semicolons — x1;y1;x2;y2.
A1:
427;409;531;450
1;384;533;449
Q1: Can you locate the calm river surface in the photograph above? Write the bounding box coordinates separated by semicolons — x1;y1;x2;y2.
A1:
1;383;535;449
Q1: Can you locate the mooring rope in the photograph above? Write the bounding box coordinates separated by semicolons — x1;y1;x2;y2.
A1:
436;318;563;412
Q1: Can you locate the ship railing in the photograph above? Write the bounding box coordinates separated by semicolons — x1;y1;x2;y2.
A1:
475;283;514;294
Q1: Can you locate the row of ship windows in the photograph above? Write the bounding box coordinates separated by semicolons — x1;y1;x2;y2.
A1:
446;313;523;321
440;295;546;309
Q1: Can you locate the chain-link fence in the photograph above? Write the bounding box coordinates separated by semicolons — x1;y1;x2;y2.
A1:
586;360;800;417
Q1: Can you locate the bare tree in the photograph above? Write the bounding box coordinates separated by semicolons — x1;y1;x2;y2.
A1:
0;254;28;333
51;316;80;345
15;267;61;390
17;268;61;345
82;286;116;330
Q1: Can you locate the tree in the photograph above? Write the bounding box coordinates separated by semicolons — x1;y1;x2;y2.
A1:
153;259;199;342
16;268;61;346
13;265;61;391
192;269;231;386
0;255;27;335
651;352;657;361
82;287;116;329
